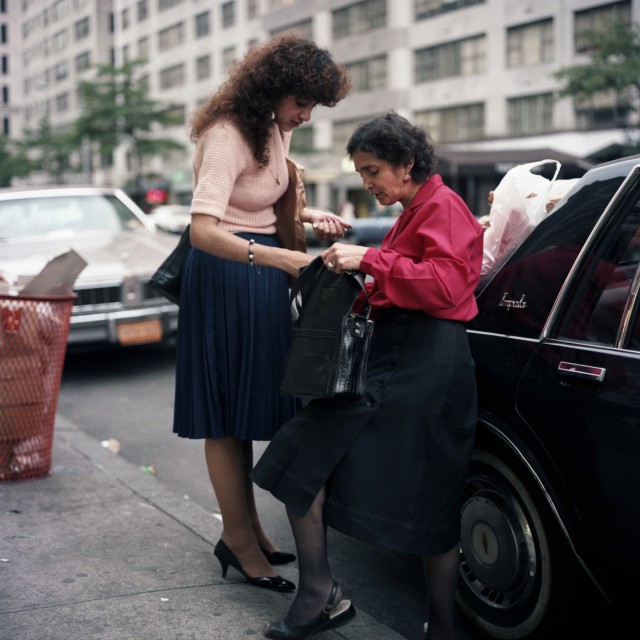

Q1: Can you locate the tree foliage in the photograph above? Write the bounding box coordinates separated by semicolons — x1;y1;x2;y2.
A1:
0;136;36;187
21;117;78;182
554;22;640;104
75;59;185;174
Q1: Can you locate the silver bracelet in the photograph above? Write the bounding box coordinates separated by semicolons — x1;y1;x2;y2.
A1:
248;238;260;273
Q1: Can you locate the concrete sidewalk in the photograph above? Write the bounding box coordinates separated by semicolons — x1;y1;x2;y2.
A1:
0;415;406;640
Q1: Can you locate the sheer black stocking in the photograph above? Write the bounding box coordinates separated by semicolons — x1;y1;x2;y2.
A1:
283;485;342;626
422;544;459;640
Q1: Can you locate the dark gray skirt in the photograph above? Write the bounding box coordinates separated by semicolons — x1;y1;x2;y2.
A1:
251;309;477;556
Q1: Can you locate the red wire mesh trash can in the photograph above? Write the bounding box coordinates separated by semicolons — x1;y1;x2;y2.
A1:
0;293;75;481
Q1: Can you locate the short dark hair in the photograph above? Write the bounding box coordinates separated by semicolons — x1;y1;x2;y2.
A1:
346;111;436;183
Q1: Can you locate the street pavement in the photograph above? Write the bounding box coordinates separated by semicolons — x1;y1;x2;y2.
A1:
0;414;407;640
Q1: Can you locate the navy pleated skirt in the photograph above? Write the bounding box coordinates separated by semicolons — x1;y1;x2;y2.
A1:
252;309;478;555
173;233;298;441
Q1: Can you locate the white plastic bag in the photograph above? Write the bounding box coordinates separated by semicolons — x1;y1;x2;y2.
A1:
481;159;561;277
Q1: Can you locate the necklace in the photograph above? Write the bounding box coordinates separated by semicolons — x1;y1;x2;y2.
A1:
267;125;281;185
267;164;280;185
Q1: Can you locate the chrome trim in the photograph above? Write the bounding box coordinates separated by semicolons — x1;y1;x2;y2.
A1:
617;245;640;349
466;329;541;343
557;361;606;382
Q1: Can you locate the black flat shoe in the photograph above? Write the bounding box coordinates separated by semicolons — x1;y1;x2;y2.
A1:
261;547;296;565
214;539;295;593
263;581;356;639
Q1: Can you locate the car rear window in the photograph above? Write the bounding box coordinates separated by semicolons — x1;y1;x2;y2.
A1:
470;176;626;339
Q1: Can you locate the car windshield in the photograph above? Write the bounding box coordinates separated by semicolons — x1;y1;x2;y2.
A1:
0;194;147;239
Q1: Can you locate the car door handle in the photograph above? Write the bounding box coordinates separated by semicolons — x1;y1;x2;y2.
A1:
557;361;606;382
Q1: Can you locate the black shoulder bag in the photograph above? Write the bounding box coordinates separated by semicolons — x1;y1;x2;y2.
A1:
280;256;374;399
149;224;191;304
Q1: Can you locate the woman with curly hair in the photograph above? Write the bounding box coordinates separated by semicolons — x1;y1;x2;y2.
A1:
172;36;350;593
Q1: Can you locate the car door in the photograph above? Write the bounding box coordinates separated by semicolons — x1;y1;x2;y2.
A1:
515;166;640;603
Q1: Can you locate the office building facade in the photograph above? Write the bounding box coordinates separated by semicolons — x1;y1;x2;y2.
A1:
3;0;638;214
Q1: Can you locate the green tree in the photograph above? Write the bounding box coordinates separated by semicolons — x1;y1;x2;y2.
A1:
75;60;185;177
21;117;79;182
0;135;36;187
554;21;640;151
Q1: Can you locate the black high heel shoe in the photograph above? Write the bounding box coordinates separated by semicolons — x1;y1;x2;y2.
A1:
263;580;356;639
260;546;296;565
214;539;295;593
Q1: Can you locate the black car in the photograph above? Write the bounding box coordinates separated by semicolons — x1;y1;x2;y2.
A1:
459;155;640;638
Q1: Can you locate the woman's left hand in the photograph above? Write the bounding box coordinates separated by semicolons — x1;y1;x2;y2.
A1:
321;242;369;274
303;208;351;242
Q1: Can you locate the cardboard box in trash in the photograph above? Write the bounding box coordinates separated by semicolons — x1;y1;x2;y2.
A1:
0;250;87;441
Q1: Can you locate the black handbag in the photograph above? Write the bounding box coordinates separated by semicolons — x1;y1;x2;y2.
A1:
149;224;191;304
280;256;374;399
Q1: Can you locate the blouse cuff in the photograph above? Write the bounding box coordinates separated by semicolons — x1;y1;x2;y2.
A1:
359;247;380;275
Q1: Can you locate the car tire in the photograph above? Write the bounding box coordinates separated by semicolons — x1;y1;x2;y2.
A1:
457;450;553;639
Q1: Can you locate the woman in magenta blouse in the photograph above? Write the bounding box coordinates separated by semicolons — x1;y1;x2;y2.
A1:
253;111;484;640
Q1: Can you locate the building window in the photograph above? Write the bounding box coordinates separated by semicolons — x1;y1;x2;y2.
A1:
138;36;149;60
506;19;553;68
54;60;69;81
333;118;363;154
415;0;485;21
3;117;9;136
55;91;70;113
574;89;631;129
122;44;130;63
222;46;236;73
344;55;387;92
415;35;486;82
247;0;258;20
508;93;553;135
574;0;631;53
50;0;69;21
159;63;185;89
333;0;387;40
222;1;235;28
1;55;8;74
163;104;186;125
75;51;91;72
415;103;484;142
74;17;90;40
137;0;148;21
122;8;130;30
196;54;211;80
158;22;185;51
195;11;210;37
159;0;185;11
2;85;8;104
270;20;313;41
52;28;69;51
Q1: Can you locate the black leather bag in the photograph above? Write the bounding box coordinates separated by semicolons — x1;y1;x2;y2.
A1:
280;256;373;399
149;224;191;304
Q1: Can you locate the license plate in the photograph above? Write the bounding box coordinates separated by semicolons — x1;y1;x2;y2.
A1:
117;319;163;345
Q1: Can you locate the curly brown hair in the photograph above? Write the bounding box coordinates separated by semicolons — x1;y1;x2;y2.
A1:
190;35;350;166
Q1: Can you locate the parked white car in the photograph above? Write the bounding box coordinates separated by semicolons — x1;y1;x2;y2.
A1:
0;186;180;347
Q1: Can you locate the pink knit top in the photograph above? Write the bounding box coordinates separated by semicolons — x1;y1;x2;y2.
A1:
190;119;292;234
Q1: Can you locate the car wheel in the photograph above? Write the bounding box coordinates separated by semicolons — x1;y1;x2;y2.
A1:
457;451;552;639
